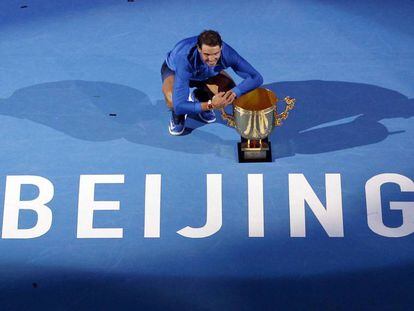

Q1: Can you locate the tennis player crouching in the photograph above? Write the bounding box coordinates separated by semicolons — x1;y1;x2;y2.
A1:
161;30;263;135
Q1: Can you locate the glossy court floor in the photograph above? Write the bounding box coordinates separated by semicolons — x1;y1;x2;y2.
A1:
0;0;413;309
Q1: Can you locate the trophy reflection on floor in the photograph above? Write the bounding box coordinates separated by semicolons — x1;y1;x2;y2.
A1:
221;88;295;163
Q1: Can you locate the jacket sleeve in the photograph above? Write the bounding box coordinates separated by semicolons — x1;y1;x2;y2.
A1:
224;44;263;97
172;58;202;115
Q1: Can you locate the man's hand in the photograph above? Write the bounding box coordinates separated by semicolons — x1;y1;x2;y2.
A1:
223;90;237;104
211;91;237;109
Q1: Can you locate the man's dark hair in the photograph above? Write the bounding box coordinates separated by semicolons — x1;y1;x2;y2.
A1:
197;30;222;48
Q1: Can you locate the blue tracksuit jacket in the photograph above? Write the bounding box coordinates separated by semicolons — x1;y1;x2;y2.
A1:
165;36;263;115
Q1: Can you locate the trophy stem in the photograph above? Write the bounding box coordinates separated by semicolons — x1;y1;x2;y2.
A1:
238;137;272;163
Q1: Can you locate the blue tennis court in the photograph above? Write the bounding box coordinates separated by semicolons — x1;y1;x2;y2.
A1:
0;0;413;309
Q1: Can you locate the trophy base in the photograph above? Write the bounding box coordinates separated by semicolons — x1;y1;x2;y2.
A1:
237;138;272;163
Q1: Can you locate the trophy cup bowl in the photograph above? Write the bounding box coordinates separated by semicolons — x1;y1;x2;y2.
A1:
221;87;295;162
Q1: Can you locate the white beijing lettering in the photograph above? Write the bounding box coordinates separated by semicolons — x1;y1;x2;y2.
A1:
366;173;414;237
248;174;264;237
2;176;54;239
144;174;161;238
77;175;124;238
177;174;222;238
289;174;344;237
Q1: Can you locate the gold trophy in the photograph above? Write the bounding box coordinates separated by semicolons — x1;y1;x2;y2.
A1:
221;88;295;162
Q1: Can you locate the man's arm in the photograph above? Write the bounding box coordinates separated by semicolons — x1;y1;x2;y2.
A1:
224;44;263;97
172;69;203;115
172;59;231;114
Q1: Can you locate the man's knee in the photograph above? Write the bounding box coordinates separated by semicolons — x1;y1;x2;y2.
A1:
162;81;171;95
162;76;174;109
205;72;236;94
164;92;173;109
217;73;236;91
193;88;212;102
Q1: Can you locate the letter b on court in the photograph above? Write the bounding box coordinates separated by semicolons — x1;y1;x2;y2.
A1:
2;176;54;239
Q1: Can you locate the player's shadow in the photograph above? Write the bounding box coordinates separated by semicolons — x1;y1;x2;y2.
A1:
215;80;414;159
0;80;412;160
0;80;236;158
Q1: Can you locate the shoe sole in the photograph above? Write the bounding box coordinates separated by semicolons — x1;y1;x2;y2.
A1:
168;114;187;136
198;113;216;123
168;125;185;136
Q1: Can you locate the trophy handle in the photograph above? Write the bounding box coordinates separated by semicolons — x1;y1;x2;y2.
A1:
220;108;236;127
274;96;295;127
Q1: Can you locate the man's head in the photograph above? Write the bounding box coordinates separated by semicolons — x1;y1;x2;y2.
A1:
197;30;222;67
